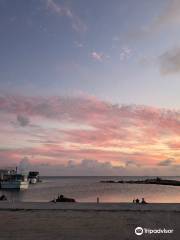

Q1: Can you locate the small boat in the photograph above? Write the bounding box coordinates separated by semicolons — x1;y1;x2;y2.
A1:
29;178;37;184
1;173;29;190
28;171;40;184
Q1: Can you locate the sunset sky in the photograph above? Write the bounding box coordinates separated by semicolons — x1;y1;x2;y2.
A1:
0;0;180;175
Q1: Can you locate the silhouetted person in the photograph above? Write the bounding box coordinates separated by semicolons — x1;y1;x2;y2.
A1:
133;199;135;203
60;195;64;199
135;198;140;203
141;198;147;204
97;197;99;204
57;194;62;200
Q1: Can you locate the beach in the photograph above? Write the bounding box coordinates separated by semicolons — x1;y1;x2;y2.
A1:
0;202;179;240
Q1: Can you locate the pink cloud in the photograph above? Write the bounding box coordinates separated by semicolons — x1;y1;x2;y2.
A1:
0;94;180;171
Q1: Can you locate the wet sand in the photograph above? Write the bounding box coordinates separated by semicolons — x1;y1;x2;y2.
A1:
0;202;179;240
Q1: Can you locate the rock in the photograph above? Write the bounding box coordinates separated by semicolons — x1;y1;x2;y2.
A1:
0;195;7;201
52;195;76;203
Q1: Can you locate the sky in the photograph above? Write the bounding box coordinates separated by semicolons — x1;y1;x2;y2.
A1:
0;0;180;175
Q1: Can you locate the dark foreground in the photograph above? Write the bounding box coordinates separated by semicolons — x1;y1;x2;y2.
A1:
0;203;179;240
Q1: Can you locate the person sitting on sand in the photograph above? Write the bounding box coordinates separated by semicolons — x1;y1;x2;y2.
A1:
141;198;147;204
135;198;140;203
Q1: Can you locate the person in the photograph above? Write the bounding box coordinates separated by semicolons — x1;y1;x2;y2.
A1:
60;195;64;199
97;197;99;204
135;198;140;203
133;198;136;203
141;198;147;204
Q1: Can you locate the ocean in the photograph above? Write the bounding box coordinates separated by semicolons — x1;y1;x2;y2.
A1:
0;176;180;203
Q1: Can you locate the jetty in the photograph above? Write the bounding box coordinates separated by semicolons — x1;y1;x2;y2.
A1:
100;177;180;186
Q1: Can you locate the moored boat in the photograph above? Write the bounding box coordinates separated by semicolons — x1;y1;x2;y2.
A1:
1;173;29;190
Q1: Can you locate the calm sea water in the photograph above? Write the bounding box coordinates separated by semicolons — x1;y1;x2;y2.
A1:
0;176;180;203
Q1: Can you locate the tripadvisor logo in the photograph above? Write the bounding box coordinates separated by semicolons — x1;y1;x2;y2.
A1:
135;227;143;236
135;227;174;235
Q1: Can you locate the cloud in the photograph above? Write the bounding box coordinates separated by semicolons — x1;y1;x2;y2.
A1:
168;141;180;149
91;51;104;62
91;52;110;62
159;47;180;75
1;95;180;138
120;47;132;61
127;0;180;40
153;0;180;28
0;94;180;174
11;158;179;176
17;114;30;127
46;0;87;32
3;157;154;176
157;158;175;166
124;160;139;167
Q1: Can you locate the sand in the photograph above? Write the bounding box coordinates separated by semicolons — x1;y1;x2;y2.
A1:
0;202;179;240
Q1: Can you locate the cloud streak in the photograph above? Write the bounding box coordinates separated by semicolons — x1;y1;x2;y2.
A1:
127;0;180;40
46;0;87;32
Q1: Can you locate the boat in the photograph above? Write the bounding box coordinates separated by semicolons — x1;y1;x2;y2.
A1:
1;173;29;190
28;171;40;184
29;178;37;184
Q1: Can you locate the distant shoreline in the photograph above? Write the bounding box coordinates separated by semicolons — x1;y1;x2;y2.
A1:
100;177;180;186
